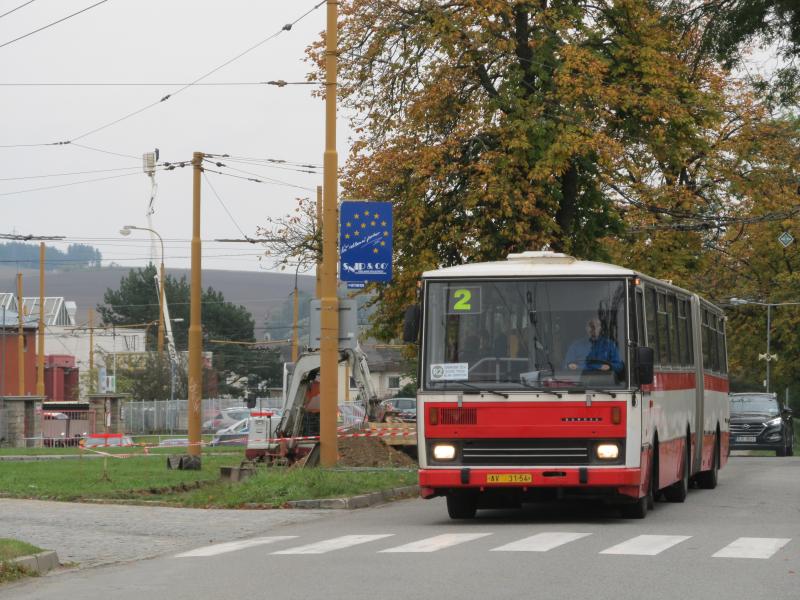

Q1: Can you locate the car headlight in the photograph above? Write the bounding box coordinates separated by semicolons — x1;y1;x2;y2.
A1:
596;443;620;460
764;417;782;428
432;443;457;461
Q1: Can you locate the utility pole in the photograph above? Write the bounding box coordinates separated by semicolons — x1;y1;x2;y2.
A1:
320;0;339;467
292;264;300;363
88;309;94;380
16;273;24;395
37;243;45;397
316;185;322;299
187;151;204;466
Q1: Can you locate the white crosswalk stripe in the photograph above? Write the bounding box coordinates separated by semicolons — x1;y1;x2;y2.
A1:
491;532;592;552
273;534;394;555
599;535;691;556
175;536;298;558
380;533;491;553
713;537;791;559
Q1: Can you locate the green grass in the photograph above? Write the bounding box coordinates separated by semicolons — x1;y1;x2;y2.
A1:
157;468;418;508
0;438;242;456
0;539;43;562
0;452;417;508
0;539;44;585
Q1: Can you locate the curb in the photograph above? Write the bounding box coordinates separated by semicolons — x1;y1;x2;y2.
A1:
286;484;419;509
10;551;60;575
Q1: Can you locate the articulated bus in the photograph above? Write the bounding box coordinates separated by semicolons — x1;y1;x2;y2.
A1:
405;251;729;519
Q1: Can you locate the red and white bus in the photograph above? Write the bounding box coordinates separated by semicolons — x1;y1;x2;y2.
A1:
405;251;729;519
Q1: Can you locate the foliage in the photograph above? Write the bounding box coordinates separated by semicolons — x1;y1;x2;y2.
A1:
97;264;283;398
0;242;101;270
256;196;321;272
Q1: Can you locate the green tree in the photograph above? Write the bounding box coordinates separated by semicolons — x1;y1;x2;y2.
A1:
98;264;283;398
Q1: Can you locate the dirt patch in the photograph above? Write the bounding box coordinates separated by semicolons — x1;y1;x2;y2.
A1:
336;437;417;468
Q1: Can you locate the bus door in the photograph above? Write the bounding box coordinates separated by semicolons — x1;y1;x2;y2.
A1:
690;295;705;474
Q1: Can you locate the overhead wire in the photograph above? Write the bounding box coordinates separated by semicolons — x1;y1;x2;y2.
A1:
0;0;36;20
0;80;316;86
202;165;316;192
0;0;110;50
0;165;141;181
202;171;250;241
0;167;179;196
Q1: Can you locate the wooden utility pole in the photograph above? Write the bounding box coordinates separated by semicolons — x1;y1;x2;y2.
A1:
37;243;45;397
320;0;339;467
187;151;204;463
16;273;24;395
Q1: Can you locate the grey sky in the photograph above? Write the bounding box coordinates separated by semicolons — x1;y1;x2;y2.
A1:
1;0;346;273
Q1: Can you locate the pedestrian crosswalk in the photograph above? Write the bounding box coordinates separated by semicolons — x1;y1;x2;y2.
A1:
175;531;794;560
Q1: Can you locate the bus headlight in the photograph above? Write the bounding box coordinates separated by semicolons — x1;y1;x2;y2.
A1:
432;443;457;461
596;443;619;460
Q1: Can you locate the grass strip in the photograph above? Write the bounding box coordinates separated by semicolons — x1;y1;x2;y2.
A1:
0;539;44;585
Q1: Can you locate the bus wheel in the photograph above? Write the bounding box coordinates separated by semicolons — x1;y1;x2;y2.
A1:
664;440;689;503
696;437;718;489
446;492;477;519
621;494;648;519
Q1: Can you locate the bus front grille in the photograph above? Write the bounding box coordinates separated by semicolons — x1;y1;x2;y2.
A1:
460;439;592;466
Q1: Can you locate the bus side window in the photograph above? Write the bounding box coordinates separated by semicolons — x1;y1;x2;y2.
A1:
656;290;670;366
718;318;728;374
701;309;711;371
645;286;660;364
635;289;645;346
678;299;691;366
668;294;680;367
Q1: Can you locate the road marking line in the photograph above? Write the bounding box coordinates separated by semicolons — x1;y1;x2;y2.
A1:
713;537;791;559
273;534;394;555
175;536;298;558
491;532;592;552
599;535;691;556
380;533;491;553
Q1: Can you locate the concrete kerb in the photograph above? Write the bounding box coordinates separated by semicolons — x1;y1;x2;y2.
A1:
286;484;419;509
10;551;60;575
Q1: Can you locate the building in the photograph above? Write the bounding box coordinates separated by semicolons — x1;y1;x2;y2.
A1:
0;305;38;396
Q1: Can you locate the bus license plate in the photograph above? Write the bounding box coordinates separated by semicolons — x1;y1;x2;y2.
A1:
736;435;757;443
486;473;532;484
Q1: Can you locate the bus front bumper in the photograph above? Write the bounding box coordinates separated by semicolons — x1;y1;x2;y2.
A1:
418;467;642;499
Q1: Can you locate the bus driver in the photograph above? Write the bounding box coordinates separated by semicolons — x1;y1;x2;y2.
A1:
564;317;624;374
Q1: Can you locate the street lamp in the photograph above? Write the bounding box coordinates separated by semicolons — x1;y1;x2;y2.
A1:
729;297;800;393
120;225;166;355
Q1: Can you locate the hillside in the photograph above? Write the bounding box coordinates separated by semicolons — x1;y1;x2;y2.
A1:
0;266;316;339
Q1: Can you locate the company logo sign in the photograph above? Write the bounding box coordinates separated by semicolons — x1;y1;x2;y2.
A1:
339;201;393;282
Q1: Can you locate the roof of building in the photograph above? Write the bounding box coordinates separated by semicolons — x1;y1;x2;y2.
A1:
0;293;76;326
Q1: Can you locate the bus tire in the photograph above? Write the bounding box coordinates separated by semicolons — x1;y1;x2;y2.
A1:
663;437;690;503
696;434;719;489
620;494;648;519
446;492;477;519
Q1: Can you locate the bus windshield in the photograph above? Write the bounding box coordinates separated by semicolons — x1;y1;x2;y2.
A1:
423;279;628;391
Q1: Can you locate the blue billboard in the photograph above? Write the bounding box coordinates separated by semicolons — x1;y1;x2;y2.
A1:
339;201;392;282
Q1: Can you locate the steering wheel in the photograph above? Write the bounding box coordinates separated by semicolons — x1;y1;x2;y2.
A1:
584;359;613;371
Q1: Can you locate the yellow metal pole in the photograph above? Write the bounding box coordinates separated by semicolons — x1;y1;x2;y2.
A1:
316;185;322;299
292;286;299;362
88;309;94;376
158;252;165;355
187;151;204;461
16;273;24;395
320;0;339;467
37;243;45;397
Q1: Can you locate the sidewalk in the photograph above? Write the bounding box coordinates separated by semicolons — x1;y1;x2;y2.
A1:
0;499;333;568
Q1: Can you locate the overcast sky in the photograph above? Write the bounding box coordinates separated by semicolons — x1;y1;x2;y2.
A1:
1;0;347;273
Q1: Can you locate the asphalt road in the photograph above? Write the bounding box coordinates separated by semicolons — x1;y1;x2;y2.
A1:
4;455;799;600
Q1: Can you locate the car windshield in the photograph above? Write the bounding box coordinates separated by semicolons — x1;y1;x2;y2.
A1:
424;279;627;391
393;399;416;410
730;395;779;416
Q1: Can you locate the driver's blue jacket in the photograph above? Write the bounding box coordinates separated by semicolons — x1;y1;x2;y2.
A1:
563;337;624;373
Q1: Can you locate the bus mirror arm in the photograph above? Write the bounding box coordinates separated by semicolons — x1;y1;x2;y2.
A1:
635;346;655;386
402;304;421;344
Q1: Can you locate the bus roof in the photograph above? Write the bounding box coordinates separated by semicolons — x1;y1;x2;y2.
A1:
422;251;635;279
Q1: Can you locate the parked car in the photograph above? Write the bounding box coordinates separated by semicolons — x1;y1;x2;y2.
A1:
209;418;251;446
202;407;252;431
379;397;417;422
729;392;794;456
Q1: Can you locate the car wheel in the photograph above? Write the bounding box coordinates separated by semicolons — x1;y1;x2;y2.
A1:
696;437;718;489
663;438;689;503
776;444;787;457
787;435;794;457
446;492;477;519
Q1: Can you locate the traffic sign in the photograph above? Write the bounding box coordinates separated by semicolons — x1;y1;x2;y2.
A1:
778;232;794;248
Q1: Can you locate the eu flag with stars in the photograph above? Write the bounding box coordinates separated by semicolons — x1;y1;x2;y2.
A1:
339;201;393;282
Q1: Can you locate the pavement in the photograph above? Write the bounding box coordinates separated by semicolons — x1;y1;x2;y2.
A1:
0;498;333;568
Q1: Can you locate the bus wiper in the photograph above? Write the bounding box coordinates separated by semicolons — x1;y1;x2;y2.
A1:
449;380;509;399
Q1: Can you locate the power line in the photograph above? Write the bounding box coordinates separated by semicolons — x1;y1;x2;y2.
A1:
0;0;110;50
0;0;36;20
0;165;141;181
202;163;316;192
0;80;316;86
0;169;166;197
202;171;250;241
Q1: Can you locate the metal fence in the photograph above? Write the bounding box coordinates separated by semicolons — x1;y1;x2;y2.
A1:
122;398;281;434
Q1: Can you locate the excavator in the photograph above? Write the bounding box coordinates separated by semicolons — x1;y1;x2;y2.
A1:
245;346;380;466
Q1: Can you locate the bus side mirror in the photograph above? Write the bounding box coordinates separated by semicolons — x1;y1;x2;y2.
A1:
635;346;654;386
403;304;421;343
